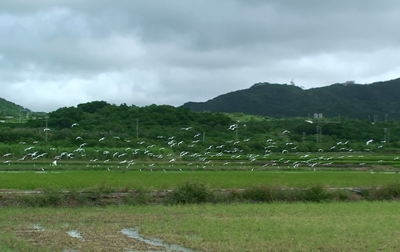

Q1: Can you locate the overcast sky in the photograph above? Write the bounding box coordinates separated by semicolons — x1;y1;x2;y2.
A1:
1;0;399;112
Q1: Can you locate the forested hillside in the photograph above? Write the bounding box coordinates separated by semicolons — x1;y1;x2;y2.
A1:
182;78;400;120
0;97;31;121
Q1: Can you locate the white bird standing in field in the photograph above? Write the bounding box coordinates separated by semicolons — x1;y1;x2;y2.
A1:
366;139;374;145
71;123;79;127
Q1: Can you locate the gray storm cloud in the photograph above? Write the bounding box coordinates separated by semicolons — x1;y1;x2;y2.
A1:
0;0;399;112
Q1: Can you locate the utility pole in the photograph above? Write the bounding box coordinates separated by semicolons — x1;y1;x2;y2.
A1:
384;128;388;142
45;117;48;142
316;125;322;144
235;123;238;141
136;118;139;139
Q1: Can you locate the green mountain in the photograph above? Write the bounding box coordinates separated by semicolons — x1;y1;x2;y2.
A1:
0;98;49;121
0;97;31;118
182;78;400;120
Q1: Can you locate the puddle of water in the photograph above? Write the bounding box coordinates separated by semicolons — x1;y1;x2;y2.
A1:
67;230;85;241
121;228;195;252
0;171;27;173
125;250;164;252
184;234;203;241
33;224;45;231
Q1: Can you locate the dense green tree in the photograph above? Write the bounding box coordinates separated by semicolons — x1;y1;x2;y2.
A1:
1;101;400;155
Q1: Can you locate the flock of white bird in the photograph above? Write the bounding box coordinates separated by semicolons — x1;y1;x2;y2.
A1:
1;122;397;173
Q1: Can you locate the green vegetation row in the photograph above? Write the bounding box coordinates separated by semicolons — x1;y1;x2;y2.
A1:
3;180;400;208
2;170;400;190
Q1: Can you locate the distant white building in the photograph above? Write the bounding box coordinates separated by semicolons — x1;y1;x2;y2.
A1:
314;113;323;118
343;80;355;86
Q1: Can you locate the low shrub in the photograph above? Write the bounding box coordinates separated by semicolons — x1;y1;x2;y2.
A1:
8;182;400;207
242;185;280;203
370;183;400;200
239;184;332;203
300;184;330;203
18;188;65;207
165;180;214;205
123;189;154;205
328;189;352;201
225;189;245;203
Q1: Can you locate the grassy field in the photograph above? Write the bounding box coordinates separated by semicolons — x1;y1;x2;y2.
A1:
2;152;400;251
1;170;400;190
2;201;400;251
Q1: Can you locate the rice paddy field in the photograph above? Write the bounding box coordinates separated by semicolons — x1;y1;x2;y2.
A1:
1;170;400;190
2;151;400;251
2;202;400;251
1;151;400;190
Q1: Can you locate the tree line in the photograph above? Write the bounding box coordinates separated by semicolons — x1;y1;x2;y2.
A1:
0;101;400;154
